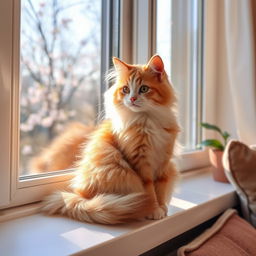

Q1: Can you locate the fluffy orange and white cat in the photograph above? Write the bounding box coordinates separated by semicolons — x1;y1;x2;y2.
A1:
42;55;180;224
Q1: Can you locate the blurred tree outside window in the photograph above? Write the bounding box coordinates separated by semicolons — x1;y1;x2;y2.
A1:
20;0;101;175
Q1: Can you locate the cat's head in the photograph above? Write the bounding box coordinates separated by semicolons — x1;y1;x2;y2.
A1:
105;55;176;117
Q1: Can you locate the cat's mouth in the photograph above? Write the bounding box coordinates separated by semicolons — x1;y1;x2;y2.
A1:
128;103;143;112
126;101;140;108
124;102;142;111
131;103;140;107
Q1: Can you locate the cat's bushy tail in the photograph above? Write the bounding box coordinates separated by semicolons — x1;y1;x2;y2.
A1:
42;191;155;224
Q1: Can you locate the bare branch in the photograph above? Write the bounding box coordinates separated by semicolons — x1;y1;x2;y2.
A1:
60;69;97;108
21;56;43;85
50;0;59;53
27;0;55;88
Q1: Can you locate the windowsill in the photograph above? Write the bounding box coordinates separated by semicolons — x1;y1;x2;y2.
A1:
0;167;237;256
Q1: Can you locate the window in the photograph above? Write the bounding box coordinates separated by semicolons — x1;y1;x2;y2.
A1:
0;0;120;208
0;0;210;209
20;0;102;176
156;0;204;152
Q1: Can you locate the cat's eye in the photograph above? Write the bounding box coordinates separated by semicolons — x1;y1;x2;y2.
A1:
122;86;130;94
139;85;149;94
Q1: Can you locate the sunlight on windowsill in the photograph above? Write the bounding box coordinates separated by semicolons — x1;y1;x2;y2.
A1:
61;227;115;250
171;197;198;210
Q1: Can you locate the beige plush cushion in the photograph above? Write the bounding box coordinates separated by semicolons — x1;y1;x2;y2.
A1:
178;209;256;256
223;140;256;226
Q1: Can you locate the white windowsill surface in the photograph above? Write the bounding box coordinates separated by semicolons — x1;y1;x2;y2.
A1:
0;167;236;256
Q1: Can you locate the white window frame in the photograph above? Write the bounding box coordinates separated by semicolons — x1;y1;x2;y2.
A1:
0;0;218;209
0;0;13;207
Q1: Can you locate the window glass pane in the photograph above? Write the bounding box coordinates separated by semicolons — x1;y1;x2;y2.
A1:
156;0;203;152
20;0;101;175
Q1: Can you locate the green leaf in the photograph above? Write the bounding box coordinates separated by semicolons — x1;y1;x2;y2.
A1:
200;122;223;135
222;131;231;146
222;131;230;140
199;139;225;151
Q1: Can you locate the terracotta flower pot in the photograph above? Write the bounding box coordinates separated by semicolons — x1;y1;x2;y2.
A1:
209;149;229;183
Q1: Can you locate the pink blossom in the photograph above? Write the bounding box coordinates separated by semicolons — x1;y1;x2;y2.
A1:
61;18;72;27
48;91;59;104
55;123;64;132
58;110;68;121
27;114;41;128
22;145;33;155
39;66;50;75
52;28;60;35
56;74;65;85
71;78;78;87
20;123;33;132
29;86;45;104
68;110;76;117
39;2;46;8
41;116;54;127
80;39;88;46
20;96;28;107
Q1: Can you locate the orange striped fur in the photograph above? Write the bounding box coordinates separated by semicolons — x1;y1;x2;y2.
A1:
29;123;94;173
42;55;180;224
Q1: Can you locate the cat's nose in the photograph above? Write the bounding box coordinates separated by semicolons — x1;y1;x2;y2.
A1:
130;97;137;103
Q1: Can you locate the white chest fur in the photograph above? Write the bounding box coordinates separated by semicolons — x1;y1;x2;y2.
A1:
143;118;173;176
115;109;177;178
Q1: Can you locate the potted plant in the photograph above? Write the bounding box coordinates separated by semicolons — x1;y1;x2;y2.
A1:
199;122;230;183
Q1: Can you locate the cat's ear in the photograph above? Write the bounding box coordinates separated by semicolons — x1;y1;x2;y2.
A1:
112;57;131;74
147;55;164;74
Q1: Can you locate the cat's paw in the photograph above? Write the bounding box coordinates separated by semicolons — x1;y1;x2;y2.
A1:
160;204;168;213
146;207;167;220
